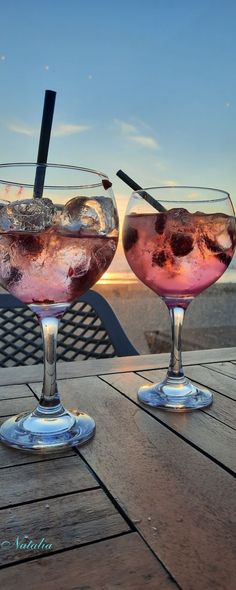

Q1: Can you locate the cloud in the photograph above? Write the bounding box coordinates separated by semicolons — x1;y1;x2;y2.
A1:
114;119;137;134
114;118;159;150
8;122;91;138
128;135;159;150
162;179;178;186
52;124;91;137
8;123;36;136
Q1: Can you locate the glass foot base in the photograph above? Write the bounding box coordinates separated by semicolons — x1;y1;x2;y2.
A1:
138;378;213;411
0;407;96;452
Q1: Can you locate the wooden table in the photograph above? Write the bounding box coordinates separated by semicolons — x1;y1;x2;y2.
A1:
0;348;235;590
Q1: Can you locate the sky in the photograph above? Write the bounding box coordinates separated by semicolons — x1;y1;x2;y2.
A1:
1;0;236;274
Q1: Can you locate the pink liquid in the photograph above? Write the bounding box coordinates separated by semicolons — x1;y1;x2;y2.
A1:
123;209;235;306
0;227;117;305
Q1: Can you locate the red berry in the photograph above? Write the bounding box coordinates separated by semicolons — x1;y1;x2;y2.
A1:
170;233;193;257
152;251;168;267
124;227;138;251
102;179;112;190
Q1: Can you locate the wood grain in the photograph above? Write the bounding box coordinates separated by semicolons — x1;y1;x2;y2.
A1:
33;374;236;590
185;365;236;401
0;384;34;401
203;361;236;379
0;347;236;385
103;370;236;472
0;445;74;469
1;351;236;589
0;456;98;508
0;396;37;417
0;489;129;566
0;533;178;590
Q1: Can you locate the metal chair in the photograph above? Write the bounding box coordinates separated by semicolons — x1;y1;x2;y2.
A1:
0;291;138;367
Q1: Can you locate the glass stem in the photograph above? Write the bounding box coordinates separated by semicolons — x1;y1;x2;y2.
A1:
167;306;185;380
39;316;61;410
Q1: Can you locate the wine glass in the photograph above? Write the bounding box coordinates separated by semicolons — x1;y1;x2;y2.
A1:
123;186;235;410
0;163;119;450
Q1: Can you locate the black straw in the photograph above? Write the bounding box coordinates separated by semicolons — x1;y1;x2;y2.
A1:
116;169;166;213
33;90;57;198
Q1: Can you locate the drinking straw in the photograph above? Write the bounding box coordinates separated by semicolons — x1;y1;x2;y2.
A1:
33;89;56;198
116;169;166;213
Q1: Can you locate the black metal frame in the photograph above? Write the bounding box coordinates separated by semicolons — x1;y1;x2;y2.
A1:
0;291;138;367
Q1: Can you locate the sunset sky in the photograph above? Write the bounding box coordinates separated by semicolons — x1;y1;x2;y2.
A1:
1;0;236;275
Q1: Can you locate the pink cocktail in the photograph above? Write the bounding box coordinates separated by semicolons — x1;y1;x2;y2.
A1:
124;209;235;307
123;186;236;411
0;227;117;313
0;164;119;451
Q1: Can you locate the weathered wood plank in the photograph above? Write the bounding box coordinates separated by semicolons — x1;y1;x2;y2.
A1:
0;396;36;417
0;489;129;566
102;371;236;472
0;444;74;469
30;375;236;590
0;533;178;590
203;361;236;379
0;384;34;401
135;368;236;431
0;347;236;385
0;456;98;508
184;365;236;401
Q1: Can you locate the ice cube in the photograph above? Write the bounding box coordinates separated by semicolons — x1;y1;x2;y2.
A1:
152;250;171;267
5;266;22;286
201;214;235;252
215;216;236;250
215;230;232;251
58;196;117;236
164;208;196;238
0;198;56;232
168;208;193;226
68;248;92;300
92;240;116;268
227;217;236;247
68;251;91;277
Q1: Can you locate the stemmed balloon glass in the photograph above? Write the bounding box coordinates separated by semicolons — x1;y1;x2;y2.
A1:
0;163;118;450
123;186;235;410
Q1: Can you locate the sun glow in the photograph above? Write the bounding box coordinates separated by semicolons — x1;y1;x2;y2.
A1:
98;271;137;284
